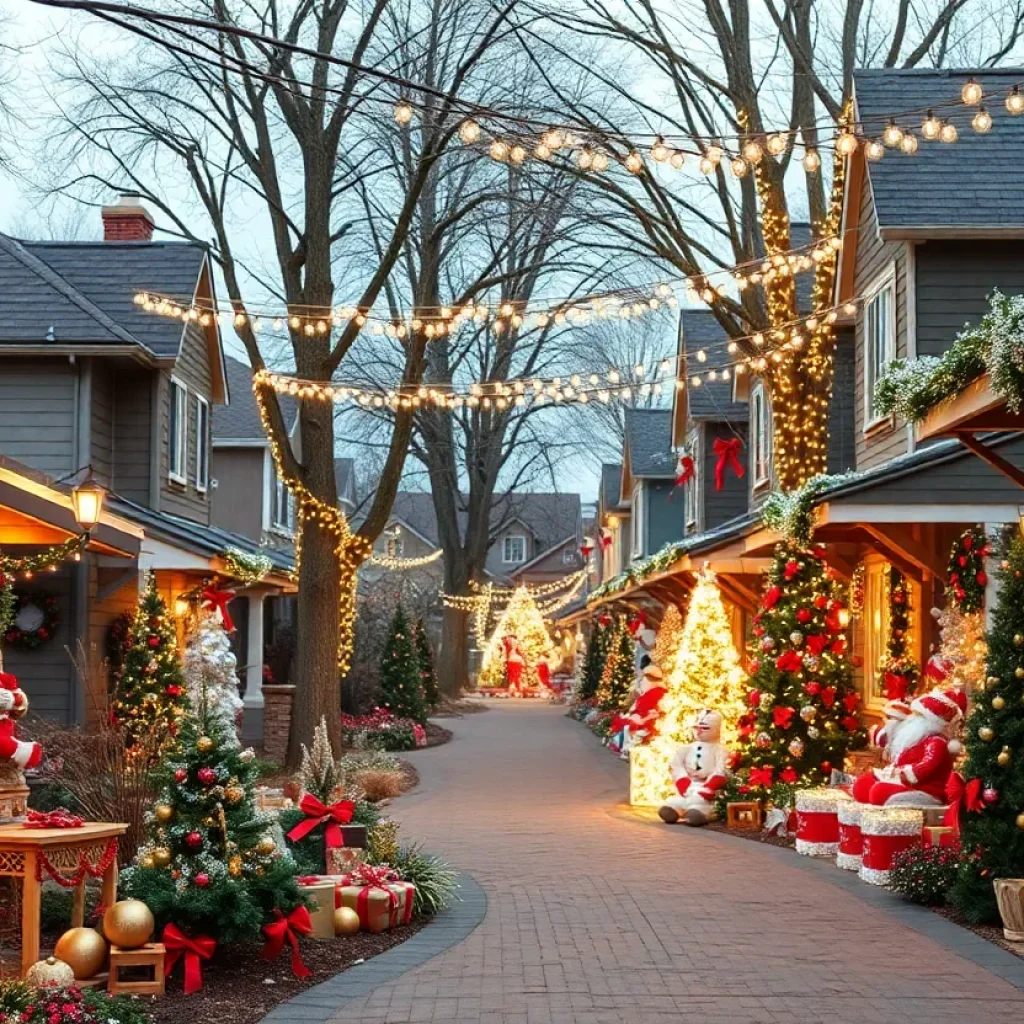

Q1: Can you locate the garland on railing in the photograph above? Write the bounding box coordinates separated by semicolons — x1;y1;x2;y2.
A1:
761;473;854;546
223;546;274;585
587;539;688;603
874;291;1024;423
947;527;990;613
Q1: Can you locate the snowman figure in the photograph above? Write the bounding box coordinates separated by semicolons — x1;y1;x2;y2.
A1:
658;709;729;826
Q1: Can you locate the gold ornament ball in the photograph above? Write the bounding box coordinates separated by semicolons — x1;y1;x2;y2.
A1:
225;786;244;805
197;736;214;753
333;906;361;936
140;854;155;869
152;846;171;868
54;928;108;979
256;837;276;856
154;803;174;823
1016;667;1024;680
228;855;243;878
1017;813;1024;830
979;726;995;742
994;695;1007;710
999;748;1012;766
26;956;76;988
103;899;155;950
1016;634;1024;647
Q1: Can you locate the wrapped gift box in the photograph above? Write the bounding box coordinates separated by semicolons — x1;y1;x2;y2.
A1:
836;800;863;872
337;878;415;934
795;788;850;857
859;806;924;886
923;825;958;849
297;877;338;940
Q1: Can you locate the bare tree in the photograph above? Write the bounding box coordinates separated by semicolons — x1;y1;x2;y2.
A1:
40;0;519;759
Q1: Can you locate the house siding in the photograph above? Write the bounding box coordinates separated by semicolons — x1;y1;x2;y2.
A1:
485;526;532;577
644;478;686;555
112;368;152;505
211;447;266;542
702;423;749;528
86;564;139;729
853;178;910;471
828;329;857;474
915;240;1024;357
0;359;77;475
91;362;115;486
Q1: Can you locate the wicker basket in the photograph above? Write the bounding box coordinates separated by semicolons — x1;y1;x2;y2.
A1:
994;879;1024;942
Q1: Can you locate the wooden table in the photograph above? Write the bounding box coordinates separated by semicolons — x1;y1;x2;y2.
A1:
0;822;127;976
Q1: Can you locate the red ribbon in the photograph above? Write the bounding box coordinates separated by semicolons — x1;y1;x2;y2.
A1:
883;671;910;701
580;542;594;558
796;811;840;845
287;793;356;848
944;773;984;834
262;907;313;979
775;650;803;673
342;865;404;931
861;831;921;871
712;437;744;491
599;530;612;551
628;612;647;636
202;585;237;633
163;924;216;995
674;454;695;486
749;766;773;788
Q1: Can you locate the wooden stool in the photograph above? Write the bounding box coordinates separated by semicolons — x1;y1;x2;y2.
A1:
726;801;762;830
108;943;165;996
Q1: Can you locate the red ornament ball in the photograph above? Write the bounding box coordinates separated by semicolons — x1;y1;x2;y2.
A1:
959;555;968;567
166;684;182;698
197;767;216;785
820;762;833;774
977;571;988;585
147;635;161;648
983;787;999;804
173;769;187;783
813;595;829;609
194;872;210;888
796;609;812;624
185;831;203;850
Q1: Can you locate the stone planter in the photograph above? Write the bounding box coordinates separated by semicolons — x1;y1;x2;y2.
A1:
994;878;1024;941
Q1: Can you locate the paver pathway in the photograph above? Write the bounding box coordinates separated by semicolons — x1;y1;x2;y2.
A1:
330;701;1024;1023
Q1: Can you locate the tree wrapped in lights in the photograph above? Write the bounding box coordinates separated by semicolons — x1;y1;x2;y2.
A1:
414;618;439;708
933;602;987;694
734;541;866;798
595;617;635;711
126;699;303;944
478;586;555;689
379;604;426;723
111;574;188;748
949;536;1024;923
630;571;746;805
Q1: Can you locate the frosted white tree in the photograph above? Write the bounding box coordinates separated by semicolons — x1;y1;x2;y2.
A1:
183;608;243;746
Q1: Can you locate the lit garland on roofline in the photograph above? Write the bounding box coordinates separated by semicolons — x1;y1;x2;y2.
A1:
223;546;273;585
587;539;690;604
0;535;89;578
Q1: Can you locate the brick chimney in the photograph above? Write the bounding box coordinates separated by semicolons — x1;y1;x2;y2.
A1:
101;192;155;242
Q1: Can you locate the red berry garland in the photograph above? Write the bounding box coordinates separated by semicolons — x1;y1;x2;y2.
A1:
947;527;989;614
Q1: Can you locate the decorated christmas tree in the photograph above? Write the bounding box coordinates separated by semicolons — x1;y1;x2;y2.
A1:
595;617;634;711
577;619;611;701
183;605;243;745
735;540;866;797
933;527;989;693
126;696;303;944
413;618;439;707
652;604;684;669
949;534;1024;924
379;604;427;723
878;567;919;700
112;574;188;748
478;586;556;689
630;570;746;805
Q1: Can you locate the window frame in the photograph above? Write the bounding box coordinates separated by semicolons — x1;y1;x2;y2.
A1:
168;377;188;485
385;535;404;558
750;380;773;489
684;429;700;532
502;534;527;564
194;395;210;493
863;264;897;431
271;474;293;534
631;482;645;558
562;546;576;565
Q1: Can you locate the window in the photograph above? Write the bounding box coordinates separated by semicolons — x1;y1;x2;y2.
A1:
272;475;292;533
169;378;188;483
684;431;700;532
631;484;645;558
195;396;210;492
562;546;576;565
862;560;889;704
386;536;404;557
864;269;896;426
503;534;526;564
751;381;772;487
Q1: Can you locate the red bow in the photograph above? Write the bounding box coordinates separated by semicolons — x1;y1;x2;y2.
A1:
202;585;237;633
712;437;745;491
628;612;647;636
775;650;803;673
580;542;594;559
599;530;612;550
163;924;216;994
805;634;829;657
262;907;312;979
944;773;984;834
674;454;695;486
749;766;773;787
773;706;796;729
820;686;837;709
762;586;782;610
884;671;910;701
842;693;860;714
286;793;356;848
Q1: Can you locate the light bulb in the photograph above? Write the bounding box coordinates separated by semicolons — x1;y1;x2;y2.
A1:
394;100;414;124
972;107;993;133
730;156;748;177
865;139;884;161
802;148;821;172
882;120;903;147
625;151;644;173
534;142;551;160
836;131;858;156
651;136;669;162
669;150;685;169
706;143;723;164
742;140;763;164
921;110;941;139
459;119;480;143
489;139;509;162
592;151;609;172
962;78;983;105
766;132;786;155
510;144;527;164
939;121;958;143
1008;86;1024;115
544;129;564;150
900;133;919;154
576;148;593;170
699;156;714;175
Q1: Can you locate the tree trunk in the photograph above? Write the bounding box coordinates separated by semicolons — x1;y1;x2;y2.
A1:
438;604;470;698
287;509;343;765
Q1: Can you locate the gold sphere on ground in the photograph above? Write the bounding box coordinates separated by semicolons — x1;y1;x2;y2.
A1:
979;726;995;742
26;956;76;988
152;846;171;868
54;928;108;979
197;736;214;753
333;907;361;936
103;899;155;949
154;803;174;823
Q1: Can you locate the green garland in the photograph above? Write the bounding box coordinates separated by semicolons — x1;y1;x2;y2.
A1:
947;527;989;614
879;567;918;700
762;473;854;547
874;290;1024;423
223;546;273;585
0;575;14;635
0;535;89;575
587;540;687;603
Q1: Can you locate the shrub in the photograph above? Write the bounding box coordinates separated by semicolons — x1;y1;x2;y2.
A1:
391;843;459;917
350;768;406;802
340;708;425;751
0;984;150;1024
889;844;962;906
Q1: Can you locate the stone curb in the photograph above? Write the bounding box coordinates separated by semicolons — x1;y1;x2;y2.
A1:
611;799;1024;992
258;873;488;1023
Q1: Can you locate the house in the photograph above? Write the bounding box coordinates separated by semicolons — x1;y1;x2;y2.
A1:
0;194;293;731
571;66;1024;728
596;462;630;582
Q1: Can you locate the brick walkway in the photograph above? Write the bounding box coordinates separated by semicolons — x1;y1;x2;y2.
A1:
330;701;1024;1024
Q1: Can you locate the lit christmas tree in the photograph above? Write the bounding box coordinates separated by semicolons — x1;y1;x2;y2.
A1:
933;602;987;693
478;586;555;689
111;574;188;748
950;535;1024;923
183;606;243;745
126;697;303;944
652;604;684;668
379;604;427;723
595;617;634;711
576;619;612;701
413;618;439;707
734;541;866;798
630;570;746;805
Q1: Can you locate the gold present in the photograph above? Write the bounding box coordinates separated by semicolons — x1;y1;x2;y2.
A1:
326;846;367;875
337;880;415;933
297;879;337;940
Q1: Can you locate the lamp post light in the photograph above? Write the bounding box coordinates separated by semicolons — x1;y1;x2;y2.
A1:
72;475;106;533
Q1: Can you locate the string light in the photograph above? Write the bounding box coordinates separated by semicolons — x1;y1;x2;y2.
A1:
0;535;88;577
1008;87;1024;115
367;548;444;570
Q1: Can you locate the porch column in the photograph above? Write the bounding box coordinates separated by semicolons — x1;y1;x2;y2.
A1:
242;591;266;743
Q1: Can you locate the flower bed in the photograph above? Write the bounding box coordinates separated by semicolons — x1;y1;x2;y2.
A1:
340;708;427;752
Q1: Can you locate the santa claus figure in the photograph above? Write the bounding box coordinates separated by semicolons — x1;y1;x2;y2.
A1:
0;672;42;770
611;664;667;753
503;635;525;694
869;698;913;762
852;686;965;806
658;709;730;826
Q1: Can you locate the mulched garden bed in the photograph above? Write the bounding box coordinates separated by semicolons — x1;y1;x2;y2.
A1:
424;722;452;747
145;922;425;1024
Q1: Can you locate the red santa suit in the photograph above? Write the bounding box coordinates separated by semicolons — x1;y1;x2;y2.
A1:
659;709;729;826
852;687;964;806
503;636;525;693
611;665;666;750
0;672;42;770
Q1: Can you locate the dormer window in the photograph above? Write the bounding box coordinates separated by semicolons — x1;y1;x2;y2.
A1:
503;534;526;564
386;535;404;558
750;380;772;488
169;378;188;484
864;266;896;428
195;396;210;493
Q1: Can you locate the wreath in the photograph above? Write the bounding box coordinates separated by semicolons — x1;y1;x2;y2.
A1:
4;592;59;650
947;527;989;614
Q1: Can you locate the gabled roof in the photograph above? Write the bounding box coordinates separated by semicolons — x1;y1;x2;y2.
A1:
600;463;623;512
214;355;298;441
678;311;750;422
623;408;675;479
853;68;1024;236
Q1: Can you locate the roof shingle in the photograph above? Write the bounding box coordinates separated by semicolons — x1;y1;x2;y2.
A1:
214;355;298;440
623;408;675;478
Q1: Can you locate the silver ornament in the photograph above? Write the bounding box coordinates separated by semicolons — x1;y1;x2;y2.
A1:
755;731;772;749
761;636;776;652
800;704;817;722
807;725;821;740
804;655;821;673
790;631;805;646
759;692;773;710
788;738;805;758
